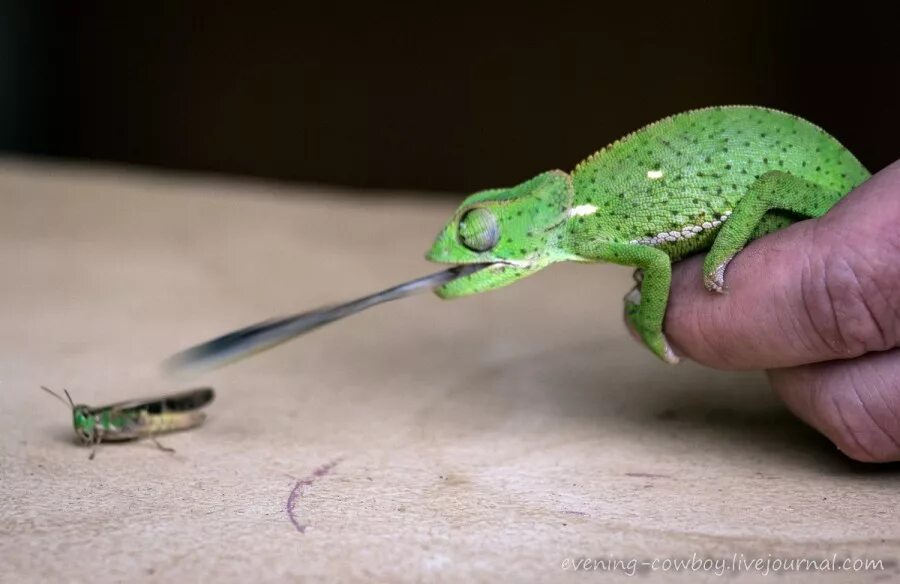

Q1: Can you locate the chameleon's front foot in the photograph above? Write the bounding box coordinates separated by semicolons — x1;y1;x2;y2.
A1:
624;289;680;365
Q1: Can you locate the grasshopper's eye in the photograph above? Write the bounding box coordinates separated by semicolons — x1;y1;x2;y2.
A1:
458;207;499;252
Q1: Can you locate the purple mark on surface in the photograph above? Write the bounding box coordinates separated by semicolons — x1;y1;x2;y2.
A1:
563;510;589;517
286;458;342;534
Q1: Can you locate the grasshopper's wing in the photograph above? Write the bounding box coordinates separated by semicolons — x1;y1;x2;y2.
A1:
87;387;215;416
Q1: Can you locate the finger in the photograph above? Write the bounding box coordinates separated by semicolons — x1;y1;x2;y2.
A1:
664;160;900;370
769;348;900;462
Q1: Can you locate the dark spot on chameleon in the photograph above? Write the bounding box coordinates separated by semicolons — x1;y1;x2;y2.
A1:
704;156;711;163
760;133;767;138
516;210;523;216
716;187;723;194
815;147;821;153
519;248;526;254
741;169;747;175
577;218;585;224
815;166;821;171
763;157;768;164
725;164;732;170
526;231;533;237
802;161;807;167
723;147;729;153
841;173;846;178
731;183;737;190
779;160;784;167
692;198;699;204
618;193;625;199
696;172;705;177
505;237;513;243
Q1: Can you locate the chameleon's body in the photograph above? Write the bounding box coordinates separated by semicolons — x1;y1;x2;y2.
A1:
426;106;870;362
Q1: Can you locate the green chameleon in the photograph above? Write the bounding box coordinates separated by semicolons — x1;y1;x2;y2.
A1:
426;106;870;363
165;105;872;372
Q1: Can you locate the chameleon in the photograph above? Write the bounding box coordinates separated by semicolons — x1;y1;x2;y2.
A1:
165;106;871;371
425;106;870;362
40;385;214;458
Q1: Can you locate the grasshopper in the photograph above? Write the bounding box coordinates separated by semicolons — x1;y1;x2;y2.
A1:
40;386;214;459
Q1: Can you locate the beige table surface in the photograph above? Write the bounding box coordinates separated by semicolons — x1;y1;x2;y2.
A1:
1;158;898;583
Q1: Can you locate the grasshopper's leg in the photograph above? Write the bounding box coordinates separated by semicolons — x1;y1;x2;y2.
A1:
704;171;842;292
151;437;175;454
584;242;678;363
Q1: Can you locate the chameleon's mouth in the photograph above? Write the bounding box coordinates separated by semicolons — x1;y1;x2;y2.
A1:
434;260;539;298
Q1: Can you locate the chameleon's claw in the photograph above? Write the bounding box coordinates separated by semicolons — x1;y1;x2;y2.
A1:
660;340;681;365
703;256;733;294
623;296;680;365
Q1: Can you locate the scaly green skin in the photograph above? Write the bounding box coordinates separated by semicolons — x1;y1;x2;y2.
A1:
426;106;870;363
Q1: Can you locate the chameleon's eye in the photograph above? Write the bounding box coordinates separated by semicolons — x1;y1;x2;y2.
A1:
458;207;499;252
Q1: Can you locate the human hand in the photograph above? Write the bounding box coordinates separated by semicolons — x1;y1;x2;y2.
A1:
664;160;900;462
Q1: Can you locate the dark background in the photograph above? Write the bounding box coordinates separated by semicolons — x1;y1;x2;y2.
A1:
3;2;897;193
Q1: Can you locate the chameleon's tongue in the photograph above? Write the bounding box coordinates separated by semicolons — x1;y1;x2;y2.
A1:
164;264;490;376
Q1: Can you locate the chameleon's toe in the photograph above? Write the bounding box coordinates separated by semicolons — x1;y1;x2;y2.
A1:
623;301;680;365
703;255;733;294
654;333;681;365
638;329;680;364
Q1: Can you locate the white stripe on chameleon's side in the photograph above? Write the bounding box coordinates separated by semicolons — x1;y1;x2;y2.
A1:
567;204;598;217
629;210;732;246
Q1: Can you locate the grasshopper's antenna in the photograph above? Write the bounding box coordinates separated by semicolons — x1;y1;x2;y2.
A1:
40;386;73;410
62;389;76;408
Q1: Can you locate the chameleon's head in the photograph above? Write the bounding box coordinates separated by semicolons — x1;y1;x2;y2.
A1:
426;170;575;298
71;405;96;445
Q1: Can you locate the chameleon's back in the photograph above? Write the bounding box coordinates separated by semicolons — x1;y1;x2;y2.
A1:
567;106;869;261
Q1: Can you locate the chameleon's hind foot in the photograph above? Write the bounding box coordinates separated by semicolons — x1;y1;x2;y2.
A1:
703;254;733;293
703;171;840;294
